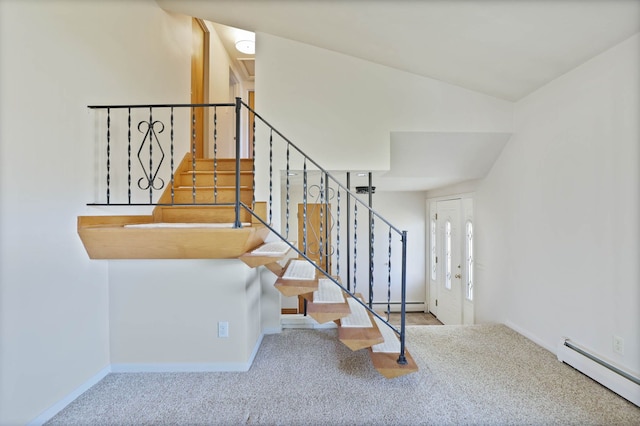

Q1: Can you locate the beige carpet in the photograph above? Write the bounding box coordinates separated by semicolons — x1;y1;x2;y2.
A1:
47;324;640;425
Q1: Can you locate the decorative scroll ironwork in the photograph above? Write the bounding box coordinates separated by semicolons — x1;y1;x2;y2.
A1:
170;107;174;204
370;215;375;307
127;108;132;204
252;116;256;209
106;108;111;204
136;115;165;193
336;186;341;276
305;183;336;258
387;227;392;321
285;142;290;239
353;203;358;293
213;107;218;203
303;158;307;254
191;108;196;203
269;129;273;224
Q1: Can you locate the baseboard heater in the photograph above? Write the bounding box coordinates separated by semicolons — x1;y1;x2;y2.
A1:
557;338;640;407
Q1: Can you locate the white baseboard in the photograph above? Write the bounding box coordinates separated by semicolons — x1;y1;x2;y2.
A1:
28;365;111;426
30;334;269;424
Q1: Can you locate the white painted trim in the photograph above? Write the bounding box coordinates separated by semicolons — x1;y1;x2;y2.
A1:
111;362;252;373
28;365;111;426
504;321;555;353
30;334;269;424
262;326;282;335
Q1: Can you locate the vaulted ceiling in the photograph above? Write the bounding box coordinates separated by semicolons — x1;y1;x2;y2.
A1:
157;0;639;191
157;0;639;101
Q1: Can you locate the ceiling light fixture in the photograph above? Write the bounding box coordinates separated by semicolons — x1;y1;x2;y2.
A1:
235;40;255;55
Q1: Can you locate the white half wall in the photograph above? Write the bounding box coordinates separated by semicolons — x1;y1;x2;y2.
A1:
476;34;640;375
0;1;190;423
109;260;262;368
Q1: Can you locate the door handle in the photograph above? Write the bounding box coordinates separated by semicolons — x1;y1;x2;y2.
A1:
455;274;462;279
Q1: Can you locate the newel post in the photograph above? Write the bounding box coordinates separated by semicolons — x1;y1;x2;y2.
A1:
234;97;242;228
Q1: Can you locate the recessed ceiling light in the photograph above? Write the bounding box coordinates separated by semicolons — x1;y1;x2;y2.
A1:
357;173;367;177
235;40;255;54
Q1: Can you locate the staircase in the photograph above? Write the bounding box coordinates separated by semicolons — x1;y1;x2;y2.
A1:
80;99;418;379
239;248;418;378
78;154;268;259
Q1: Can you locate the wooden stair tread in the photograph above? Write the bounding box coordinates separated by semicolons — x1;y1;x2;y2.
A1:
337;294;384;351
273;259;319;297
273;279;318;297
239;241;294;268
369;349;419;379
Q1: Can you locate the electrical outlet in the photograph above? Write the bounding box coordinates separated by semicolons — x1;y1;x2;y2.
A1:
613;335;624;355
218;321;229;338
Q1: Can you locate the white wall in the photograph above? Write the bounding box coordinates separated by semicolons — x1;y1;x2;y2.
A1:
206;22;236;158
476;34;639;374
109;260;262;368
0;1;190;423
254;32;512;238
255;33;512;172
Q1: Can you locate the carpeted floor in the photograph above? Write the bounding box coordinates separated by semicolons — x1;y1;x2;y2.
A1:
47;324;640;425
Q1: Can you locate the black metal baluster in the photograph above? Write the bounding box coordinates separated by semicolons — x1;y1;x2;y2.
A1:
170;107;175;204
336;184;341;276
303;158;308;254
214;106;218;203
368;172;374;308
234;97;242;228
324;171;330;272
127;108;131;204
353;203;358;293
106;108;111;204
269;129;273;224
398;231;408;365
319;173;324;269
252;115;256;209
191;107;196;204
370;214;375;309
148;107;153;204
387;227;392;321
346;173;351;291
285;142;290;239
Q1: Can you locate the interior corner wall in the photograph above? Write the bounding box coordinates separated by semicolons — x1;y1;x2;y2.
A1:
0;1;190;423
476;34;639;374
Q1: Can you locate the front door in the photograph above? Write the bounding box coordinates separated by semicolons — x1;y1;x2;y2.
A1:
435;199;463;325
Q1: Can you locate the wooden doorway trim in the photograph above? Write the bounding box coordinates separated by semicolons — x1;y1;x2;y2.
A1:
248;90;255;158
191;18;210;158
